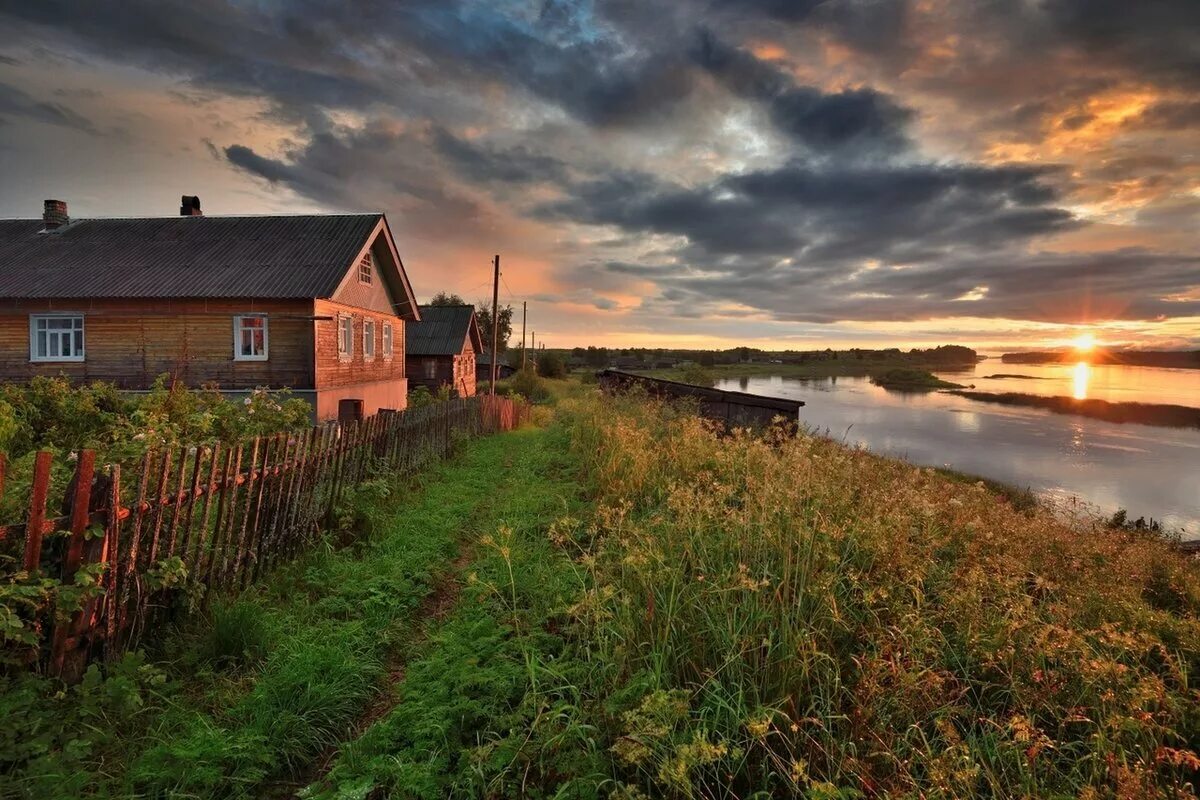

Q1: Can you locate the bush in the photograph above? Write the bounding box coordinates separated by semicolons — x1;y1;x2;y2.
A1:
679;364;715;387
510;367;552;402
536;352;567;379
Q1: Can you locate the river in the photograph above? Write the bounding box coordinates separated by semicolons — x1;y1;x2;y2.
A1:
716;361;1200;540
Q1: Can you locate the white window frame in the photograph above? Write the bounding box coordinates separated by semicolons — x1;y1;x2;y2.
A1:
382;322;393;359
338;314;354;359
358;252;373;285
29;313;85;362
363;318;375;361
232;314;269;361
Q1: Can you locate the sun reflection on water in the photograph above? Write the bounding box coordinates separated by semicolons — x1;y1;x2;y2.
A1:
1072;361;1090;400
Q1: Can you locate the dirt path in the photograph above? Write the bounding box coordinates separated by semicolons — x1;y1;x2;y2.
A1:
271;453;515;798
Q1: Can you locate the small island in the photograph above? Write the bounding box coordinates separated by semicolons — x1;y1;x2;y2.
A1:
869;368;967;391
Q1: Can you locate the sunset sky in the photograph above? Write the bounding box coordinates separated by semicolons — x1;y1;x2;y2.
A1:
0;1;1197;351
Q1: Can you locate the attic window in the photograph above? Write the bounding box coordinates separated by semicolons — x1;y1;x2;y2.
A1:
358;252;373;285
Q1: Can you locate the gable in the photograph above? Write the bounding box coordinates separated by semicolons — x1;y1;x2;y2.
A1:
327;218;419;320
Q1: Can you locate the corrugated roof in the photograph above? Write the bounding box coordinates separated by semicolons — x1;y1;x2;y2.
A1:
407;304;482;356
0;214;383;300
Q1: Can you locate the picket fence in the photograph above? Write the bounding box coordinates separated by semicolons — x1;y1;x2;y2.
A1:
0;395;526;681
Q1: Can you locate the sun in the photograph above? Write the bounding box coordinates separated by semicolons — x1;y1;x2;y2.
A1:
1071;332;1096;353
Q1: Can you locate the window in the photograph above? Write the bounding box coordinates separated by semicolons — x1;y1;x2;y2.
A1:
338;315;353;358
382;322;393;358
358;252;373;284
363;319;375;360
30;314;85;362
233;315;269;361
423;358;437;379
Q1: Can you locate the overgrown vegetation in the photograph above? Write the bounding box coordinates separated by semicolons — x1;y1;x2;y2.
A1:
0;376;311;520
0;427;537;798
542;392;1200;796
6;381;1198;798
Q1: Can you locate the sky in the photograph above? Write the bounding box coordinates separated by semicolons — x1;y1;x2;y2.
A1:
0;1;1197;352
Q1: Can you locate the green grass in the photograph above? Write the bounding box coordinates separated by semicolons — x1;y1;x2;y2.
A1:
305;422;603;798
0;429;547;799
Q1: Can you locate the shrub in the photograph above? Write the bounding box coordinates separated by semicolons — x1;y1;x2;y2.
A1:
536;352;567;379
510;367;552;402
679;364;715;387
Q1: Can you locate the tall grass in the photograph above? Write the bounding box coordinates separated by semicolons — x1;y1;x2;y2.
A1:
557;392;1200;797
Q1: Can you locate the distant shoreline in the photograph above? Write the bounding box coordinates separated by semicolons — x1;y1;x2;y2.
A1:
1001;349;1200;369
947;390;1200;429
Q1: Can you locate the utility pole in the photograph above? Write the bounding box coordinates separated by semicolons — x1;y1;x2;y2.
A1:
490;254;500;395
521;301;527;371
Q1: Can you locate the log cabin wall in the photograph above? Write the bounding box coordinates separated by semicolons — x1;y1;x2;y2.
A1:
454;339;477;397
312;298;405;390
0;298;315;389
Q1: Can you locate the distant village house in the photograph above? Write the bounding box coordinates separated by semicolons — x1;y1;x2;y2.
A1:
405;304;482;397
0;197;421;421
476;352;516;385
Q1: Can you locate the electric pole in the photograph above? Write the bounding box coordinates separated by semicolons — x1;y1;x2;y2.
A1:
490;254;500;396
521;301;527;371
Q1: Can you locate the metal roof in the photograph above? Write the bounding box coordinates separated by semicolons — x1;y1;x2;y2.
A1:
407;304;482;356
0;214;386;300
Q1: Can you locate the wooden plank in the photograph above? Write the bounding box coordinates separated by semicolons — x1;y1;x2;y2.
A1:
176;445;206;568
146;448;174;564
164;445;190;558
22;451;53;572
117;453;152;648
188;443;222;594
103;464;122;661
230;437;262;586
245;434;282;585
49;451;97;675
214;443;245;591
59;450;97;579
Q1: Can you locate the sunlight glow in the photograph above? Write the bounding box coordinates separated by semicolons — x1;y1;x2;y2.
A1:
1072;361;1090;400
1072;332;1097;352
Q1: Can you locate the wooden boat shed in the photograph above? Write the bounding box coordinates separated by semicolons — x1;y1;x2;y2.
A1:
597;369;803;428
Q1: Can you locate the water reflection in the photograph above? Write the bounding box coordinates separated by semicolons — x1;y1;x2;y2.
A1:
1072;361;1090;400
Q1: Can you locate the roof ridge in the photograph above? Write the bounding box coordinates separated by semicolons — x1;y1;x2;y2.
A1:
0;212;382;222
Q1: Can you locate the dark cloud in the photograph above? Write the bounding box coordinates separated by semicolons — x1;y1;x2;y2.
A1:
692;30;912;155
543;160;1075;265
0;81;97;133
0;0;1196;336
432;127;568;185
1128;100;1200;131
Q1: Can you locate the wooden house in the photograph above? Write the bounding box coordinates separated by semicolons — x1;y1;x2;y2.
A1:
476;351;517;386
405;304;482;397
0;198;420;421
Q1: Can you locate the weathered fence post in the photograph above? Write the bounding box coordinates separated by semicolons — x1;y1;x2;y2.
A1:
49;449;96;679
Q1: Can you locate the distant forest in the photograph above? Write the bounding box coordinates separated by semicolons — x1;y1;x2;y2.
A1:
1002;349;1200;369
559;344;979;368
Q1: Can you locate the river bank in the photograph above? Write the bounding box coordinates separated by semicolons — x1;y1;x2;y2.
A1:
948;390;1200;429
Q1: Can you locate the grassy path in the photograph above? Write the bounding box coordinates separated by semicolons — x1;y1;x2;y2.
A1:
301;421;598;799
1;425;564;800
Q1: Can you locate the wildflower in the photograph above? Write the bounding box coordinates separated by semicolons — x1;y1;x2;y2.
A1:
746;716;771;738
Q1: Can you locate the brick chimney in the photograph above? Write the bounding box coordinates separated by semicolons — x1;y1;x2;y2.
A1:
43;199;69;229
180;195;202;216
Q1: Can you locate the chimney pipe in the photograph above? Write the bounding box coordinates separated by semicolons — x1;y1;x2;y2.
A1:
180;195;202;216
42;199;69;230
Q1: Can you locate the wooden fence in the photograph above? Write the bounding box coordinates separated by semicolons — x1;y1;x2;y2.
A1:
0;395;526;681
